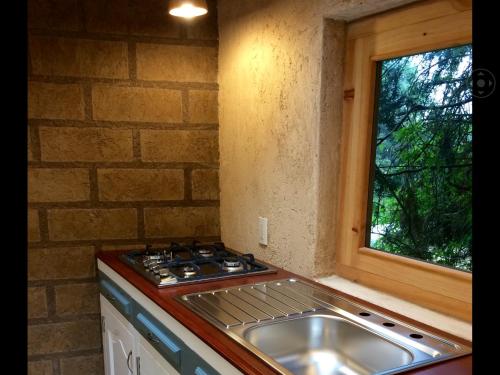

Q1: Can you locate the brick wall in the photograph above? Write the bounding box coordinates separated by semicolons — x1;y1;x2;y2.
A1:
27;1;219;374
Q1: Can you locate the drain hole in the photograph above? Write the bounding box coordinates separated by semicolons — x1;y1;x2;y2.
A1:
383;322;395;327
410;333;423;339
359;312;371;316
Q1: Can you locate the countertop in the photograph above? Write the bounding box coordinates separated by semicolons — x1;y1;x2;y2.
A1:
97;250;472;375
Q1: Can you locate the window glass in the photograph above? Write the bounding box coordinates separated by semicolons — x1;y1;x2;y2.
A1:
368;44;472;272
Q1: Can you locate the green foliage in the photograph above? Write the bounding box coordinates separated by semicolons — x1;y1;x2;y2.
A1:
369;44;472;272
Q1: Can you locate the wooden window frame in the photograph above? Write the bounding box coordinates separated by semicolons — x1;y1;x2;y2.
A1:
336;0;472;321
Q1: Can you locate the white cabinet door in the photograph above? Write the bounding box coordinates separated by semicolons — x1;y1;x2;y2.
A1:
101;295;135;375
136;334;180;375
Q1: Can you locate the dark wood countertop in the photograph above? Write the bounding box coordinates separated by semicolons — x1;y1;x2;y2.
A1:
96;251;472;375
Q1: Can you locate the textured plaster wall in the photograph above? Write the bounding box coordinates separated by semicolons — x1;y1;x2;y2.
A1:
218;0;418;277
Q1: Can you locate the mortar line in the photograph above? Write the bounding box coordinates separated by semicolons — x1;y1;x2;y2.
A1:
28;28;218;47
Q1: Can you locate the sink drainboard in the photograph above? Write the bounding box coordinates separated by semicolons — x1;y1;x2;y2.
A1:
176;279;471;375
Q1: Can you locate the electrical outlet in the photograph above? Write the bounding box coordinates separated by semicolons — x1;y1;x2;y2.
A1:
258;217;268;246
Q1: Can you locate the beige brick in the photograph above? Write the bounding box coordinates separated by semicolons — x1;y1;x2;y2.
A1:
28;246;95;281
137;44;217;83
28;134;34;161
28;360;53;375
55;283;99;316
60;354;104;375
189;90;218;123
192;170;219;200
28;82;84;120
28;209;41;242
145;207;220;238
39;127;133;162
28;168;90;202
98;169;184;201
28;320;101;355
186;0;218;40
83;0;128;34
48;209;137;241
141;130;218;163
92;85;182;123
129;0;182;38
28;0;81;31
28;287;48;319
30;36;128;79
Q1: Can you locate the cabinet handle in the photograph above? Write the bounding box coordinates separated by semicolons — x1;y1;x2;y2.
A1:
146;332;160;344
126;350;133;373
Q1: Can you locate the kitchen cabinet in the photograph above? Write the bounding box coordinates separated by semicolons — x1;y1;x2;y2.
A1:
97;261;243;375
101;295;179;375
101;296;136;375
136;330;179;375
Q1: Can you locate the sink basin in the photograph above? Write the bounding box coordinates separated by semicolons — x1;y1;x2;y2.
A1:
177;278;471;375
244;315;413;375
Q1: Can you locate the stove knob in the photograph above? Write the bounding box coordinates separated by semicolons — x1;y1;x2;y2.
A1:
159;269;170;277
150;265;160;273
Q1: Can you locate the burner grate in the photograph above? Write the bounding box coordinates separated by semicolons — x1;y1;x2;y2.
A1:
119;241;276;287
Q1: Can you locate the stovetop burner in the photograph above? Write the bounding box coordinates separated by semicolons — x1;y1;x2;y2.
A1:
119;241;276;287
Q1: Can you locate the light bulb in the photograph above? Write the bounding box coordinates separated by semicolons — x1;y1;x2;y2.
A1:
168;0;208;19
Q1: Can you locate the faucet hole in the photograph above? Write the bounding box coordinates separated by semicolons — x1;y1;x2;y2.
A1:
383;322;395;327
410;333;423;339
359;312;371;317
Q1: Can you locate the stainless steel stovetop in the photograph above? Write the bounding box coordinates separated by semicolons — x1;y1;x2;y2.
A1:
119;241;276;287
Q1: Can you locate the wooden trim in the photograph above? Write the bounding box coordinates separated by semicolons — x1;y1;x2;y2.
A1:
359;247;472;281
336;0;472;321
335;263;472;322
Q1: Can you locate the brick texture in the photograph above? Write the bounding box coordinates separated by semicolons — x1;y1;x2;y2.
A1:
28;360;53;375
192;169;219;200
30;36;129;79
136;44;217;82
28;0;219;370
92;85;183;123
28;287;48;319
60;354;104;375
83;0;129;34
145;207;220;238
141;130;219;163
28;168;90;202
28;0;81;31
28;209;40;242
39;127;134;162
128;0;182;38
28;82;84;120
189;90;219;123
55;283;100;316
98;169;184;201
28;247;96;281
48;209;137;241
28;320;101;355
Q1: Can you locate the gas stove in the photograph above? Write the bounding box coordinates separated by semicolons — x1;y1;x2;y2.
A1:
119;241;276;287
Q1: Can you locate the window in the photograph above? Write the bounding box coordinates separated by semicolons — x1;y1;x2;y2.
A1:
336;0;472;321
368;45;472;272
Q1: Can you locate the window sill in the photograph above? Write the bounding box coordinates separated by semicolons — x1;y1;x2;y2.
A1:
315;274;472;341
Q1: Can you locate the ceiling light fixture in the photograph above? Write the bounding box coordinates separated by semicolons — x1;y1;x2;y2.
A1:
168;0;208;19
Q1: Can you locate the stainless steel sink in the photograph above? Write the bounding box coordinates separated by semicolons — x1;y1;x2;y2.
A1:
244;315;413;375
176;279;471;375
